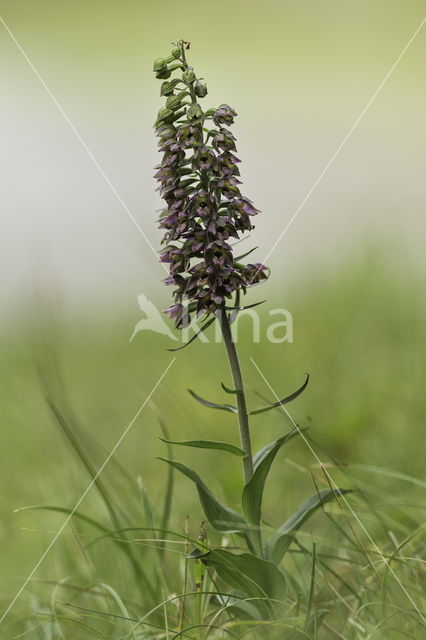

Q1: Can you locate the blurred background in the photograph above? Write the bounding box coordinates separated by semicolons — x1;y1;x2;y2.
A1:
0;0;425;631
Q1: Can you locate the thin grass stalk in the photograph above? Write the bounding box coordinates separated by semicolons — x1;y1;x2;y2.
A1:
178;515;190;633
47;400;155;597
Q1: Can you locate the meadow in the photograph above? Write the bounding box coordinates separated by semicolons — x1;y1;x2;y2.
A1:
1;253;425;638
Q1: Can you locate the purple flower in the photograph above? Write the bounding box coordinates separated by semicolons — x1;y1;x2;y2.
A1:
212;128;237;152
177;124;200;148
153;48;269;326
216;176;242;200
243;263;270;284
164;302;191;328
217;152;241;177
205;241;233;270
160;246;188;275
213;104;237;127
190;191;218;218
192;146;217;171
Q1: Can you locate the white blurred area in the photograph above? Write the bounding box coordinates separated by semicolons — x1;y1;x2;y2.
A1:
0;1;425;325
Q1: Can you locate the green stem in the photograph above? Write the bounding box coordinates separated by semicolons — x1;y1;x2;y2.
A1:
219;308;263;557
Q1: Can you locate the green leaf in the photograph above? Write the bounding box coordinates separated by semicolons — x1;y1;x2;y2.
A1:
220;382;242;396
168;315;216;352
199;549;286;610
15;504;110;534
249;374;309;415
225;300;266;311
158;458;246;534
266;488;352;565
305;543;316;631
242;431;299;525
159;437;245;457
235;246;258;262
221;598;262;620
188;389;237;413
158;419;174;536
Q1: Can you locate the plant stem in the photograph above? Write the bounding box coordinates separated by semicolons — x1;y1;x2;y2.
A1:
219;308;263;556
219;309;254;481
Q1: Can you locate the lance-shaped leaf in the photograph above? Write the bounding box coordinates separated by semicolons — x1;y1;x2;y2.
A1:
235;246;258;262
192;549;286;610
221;382;242;395
266;488;352;565
159;437;245;457
249;374;309;416
242;430;299;525
159;458;246;534
168;315;216;352
188;389;237;413
225;300;266;311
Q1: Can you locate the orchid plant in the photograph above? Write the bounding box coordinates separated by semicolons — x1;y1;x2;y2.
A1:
153;40;348;627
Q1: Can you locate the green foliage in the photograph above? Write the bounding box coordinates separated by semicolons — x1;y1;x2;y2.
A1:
168;316;216;352
159;458;247;534
197;549;286;615
265;488;352;565
160;437;245;457
242;430;299;524
187;388;238;413
249;375;309;415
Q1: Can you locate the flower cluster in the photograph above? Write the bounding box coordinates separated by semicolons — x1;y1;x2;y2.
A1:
153;41;269;327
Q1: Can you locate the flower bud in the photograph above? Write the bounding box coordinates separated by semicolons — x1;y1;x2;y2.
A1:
194;80;208;98
160;81;174;96
166;94;183;111
153;57;167;72
171;44;182;59
168;61;183;72
155;68;171;80
156;107;173;126
187;103;203;121
160;78;181;96
156;124;176;141
182;67;196;84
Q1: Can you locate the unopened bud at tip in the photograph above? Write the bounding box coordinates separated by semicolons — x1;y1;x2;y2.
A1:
171;44;182;59
194;79;208;98
187;103;203;122
182;67;196;84
153;57;167;72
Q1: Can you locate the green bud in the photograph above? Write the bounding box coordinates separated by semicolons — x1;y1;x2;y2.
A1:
168;61;183;72
155;68;171;80
182;67;196;84
172;108;186;122
160;78;181;96
166;94;182;111
160;81;174;96
156;107;173;124
187;103;203;121
153;57;167;72
194;80;208;98
171;44;182;59
157;124;176;140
